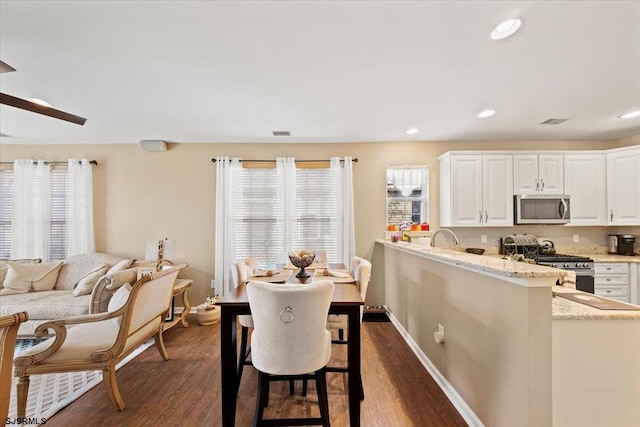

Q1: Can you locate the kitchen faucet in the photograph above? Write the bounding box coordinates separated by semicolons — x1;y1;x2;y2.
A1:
430;228;460;247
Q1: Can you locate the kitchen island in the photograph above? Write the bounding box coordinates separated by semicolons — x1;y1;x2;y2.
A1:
379;240;640;427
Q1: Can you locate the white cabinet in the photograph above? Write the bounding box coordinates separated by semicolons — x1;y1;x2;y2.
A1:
440;154;513;227
563;153;607;225
594;263;630;303
606;147;640;225
514;154;564;195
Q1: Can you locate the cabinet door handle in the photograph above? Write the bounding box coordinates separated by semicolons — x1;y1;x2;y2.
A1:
610;209;614;222
479;211;483;224
606;267;612;270
540;179;545;192
606;278;612;281
484;210;488;223
535;179;539;192
606;290;612;293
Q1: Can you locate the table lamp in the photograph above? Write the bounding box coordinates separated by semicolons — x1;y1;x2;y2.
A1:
145;238;186;270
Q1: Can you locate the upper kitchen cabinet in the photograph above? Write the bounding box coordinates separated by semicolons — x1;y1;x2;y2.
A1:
440;153;513;227
513;154;564;194
564;153;607;225
607;147;640;225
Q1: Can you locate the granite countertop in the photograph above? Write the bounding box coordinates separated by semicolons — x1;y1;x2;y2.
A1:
379;239;569;282
552;286;640;320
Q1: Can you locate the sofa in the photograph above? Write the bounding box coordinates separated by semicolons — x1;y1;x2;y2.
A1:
0;253;153;337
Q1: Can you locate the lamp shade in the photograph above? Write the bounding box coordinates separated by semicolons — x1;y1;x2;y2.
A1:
145;239;186;261
163;239;186;261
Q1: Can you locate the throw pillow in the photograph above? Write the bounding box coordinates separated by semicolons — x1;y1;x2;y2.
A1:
108;283;132;327
0;261;63;294
106;259;134;276
0;258;42;289
73;264;108;296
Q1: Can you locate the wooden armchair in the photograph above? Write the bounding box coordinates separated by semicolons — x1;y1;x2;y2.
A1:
13;264;186;416
1;312;28;420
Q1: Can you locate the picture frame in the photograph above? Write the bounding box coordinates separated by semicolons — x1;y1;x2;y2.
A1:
165;297;175;322
137;267;155;280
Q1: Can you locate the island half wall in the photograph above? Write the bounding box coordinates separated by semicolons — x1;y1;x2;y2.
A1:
381;241;561;426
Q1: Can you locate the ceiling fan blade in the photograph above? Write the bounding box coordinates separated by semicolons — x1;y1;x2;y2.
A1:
0;92;87;125
0;60;17;73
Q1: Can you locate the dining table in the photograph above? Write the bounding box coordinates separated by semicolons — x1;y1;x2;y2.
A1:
216;263;364;427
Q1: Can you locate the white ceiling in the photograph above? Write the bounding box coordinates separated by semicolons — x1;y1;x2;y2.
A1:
1;0;639;145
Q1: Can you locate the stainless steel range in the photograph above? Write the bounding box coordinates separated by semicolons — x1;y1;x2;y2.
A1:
537;254;595;293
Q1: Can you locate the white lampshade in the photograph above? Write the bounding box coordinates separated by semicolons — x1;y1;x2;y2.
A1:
145;239;186;261
163;239;186;260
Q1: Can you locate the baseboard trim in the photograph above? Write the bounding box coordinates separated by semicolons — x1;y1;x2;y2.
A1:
385;308;484;427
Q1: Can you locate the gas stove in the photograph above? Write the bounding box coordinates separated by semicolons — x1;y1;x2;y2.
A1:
536;254;595;294
536;254;594;269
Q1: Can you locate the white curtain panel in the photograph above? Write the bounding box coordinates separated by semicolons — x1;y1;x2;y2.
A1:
66;159;96;256
276;157;297;264
11;159;51;260
332;157;356;265
214;157;242;296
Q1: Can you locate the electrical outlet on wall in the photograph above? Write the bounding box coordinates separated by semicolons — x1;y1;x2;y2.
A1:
481;235;487;243
573;234;580;243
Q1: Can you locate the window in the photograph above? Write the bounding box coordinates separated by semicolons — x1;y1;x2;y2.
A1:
293;167;338;262
386;167;429;226
0;171;13;259
232;165;339;268
0;167;83;261
233;168;284;268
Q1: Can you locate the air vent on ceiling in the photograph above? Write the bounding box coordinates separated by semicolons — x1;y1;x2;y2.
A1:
272;131;291;136
539;118;569;125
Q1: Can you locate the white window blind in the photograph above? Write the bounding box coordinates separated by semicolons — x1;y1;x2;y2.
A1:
293;168;338;262
0;167;84;261
50;170;67;260
233;168;284;269
0;171;13;259
232;165;340;268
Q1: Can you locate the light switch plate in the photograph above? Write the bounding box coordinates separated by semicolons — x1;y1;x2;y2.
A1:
481;235;487;243
573;234;579;243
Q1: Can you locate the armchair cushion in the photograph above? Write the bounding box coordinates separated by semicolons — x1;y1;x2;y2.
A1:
0;261;63;295
107;284;132;327
73;265;108;296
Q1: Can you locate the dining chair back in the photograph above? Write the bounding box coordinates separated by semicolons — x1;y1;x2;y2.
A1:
233;257;258;383
0;312;28;420
247;279;334;426
323;257;371;400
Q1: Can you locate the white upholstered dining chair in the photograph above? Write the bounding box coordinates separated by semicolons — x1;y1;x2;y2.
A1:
326;256;372;340
247;279;334;427
233;257;258;382
13;265;185;415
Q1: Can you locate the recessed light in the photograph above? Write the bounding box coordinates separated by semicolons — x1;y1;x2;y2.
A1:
491;18;523;40
478;109;496;118
405;128;419;135
28;98;53;108
619;110;640;119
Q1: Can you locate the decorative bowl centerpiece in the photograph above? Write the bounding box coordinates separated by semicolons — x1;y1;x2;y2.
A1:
289;250;315;278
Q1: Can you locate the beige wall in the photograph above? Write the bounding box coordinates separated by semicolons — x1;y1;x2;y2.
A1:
0;138;634;304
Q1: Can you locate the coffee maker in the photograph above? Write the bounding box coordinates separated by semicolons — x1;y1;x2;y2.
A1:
616;234;636;256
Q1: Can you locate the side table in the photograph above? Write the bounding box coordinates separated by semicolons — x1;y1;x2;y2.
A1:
164;279;193;331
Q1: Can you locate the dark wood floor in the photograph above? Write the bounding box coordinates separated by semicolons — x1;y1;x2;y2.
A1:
45;314;467;426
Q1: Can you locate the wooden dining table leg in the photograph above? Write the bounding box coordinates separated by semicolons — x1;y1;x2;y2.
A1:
347;305;362;427
221;307;239;427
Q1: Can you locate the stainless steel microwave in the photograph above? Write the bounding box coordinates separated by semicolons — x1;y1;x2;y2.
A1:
514;194;570;224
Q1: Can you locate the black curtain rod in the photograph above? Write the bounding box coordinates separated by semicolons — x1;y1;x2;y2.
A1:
211;158;358;163
0;160;98;166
